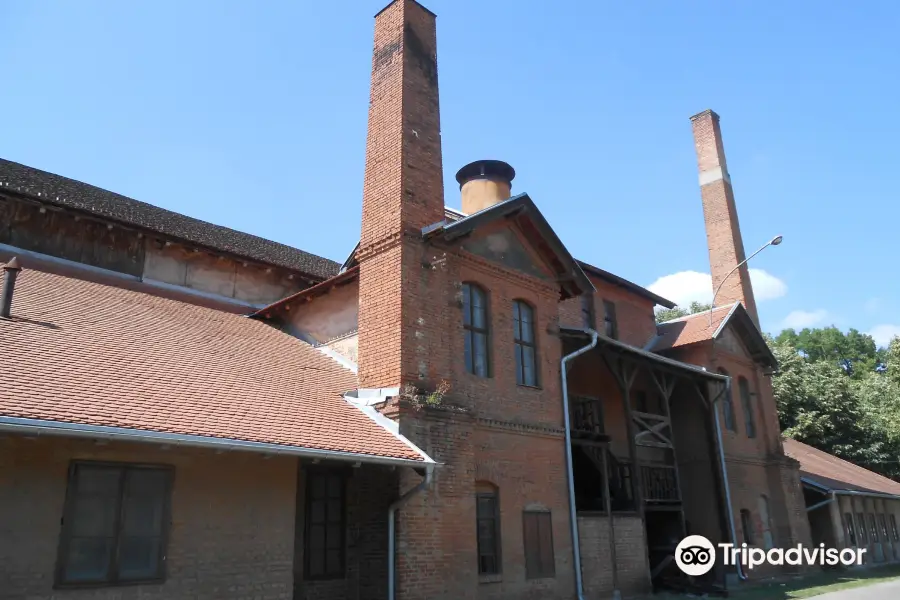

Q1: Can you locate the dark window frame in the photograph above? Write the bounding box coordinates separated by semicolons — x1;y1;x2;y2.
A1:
718;369;737;432
868;513;879;542
522;510;555;579
738;377;756;438
879;513;889;541
890;514;899;541
740;509;755;546
476;487;502;575
513;300;539;388
303;468;348;581
845;512;858;546
856;513;868;543
462;282;491;377
55;460;173;589
602;300;618;340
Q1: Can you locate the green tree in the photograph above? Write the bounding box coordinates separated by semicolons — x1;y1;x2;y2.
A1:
774;326;879;378
772;329;900;479
655;301;711;324
886;337;900;384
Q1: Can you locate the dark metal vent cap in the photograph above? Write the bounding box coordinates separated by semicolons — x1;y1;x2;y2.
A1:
454;160;516;188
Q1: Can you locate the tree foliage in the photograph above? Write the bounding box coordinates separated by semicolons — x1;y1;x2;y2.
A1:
772;330;900;479
656;301;712;324
774;326;883;378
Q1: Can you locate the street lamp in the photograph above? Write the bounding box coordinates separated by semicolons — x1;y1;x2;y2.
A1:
708;235;783;327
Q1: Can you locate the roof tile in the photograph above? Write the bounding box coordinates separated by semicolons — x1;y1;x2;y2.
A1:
0;158;340;280
652;303;736;351
0;266;421;462
783;438;900;496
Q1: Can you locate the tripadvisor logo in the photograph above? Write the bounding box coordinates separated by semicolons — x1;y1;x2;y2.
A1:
675;535;866;576
675;535;717;576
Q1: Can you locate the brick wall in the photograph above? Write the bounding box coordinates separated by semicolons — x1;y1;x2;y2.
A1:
578;515;650;597
565;352;631;458
0;435;296;600
394;409;479;600
0;435;402;600
451;257;563;427
690;110;759;325
473;427;575;600
672;342;814;575
558;274;658;348
357;0;446;390
295;464;396;600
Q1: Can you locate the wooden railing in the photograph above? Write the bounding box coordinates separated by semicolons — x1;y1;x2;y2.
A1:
571;396;605;438
578;445;636;512
641;464;680;503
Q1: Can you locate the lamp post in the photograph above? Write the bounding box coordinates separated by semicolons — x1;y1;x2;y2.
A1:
708;235;783;327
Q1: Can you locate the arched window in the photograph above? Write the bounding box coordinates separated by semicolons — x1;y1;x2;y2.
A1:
513;300;537;387
758;495;774;549
739;377;756;438
718;369;736;432
462;283;489;377
475;482;501;575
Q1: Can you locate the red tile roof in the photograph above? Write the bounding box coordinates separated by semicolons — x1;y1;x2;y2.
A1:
0;266;423;462
783;438;900;497
652;303;737;351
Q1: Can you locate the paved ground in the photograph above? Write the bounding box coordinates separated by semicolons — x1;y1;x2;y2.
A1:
814;578;900;599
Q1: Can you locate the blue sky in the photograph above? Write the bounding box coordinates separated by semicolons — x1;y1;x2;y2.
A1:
2;1;898;343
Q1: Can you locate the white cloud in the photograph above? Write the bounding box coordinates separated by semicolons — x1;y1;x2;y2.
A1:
868;324;900;348
647;269;787;308
647;271;711;307
748;269;788;301
780;309;829;330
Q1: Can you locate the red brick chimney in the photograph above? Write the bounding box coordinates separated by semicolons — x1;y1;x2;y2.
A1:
358;0;446;389
690;109;759;326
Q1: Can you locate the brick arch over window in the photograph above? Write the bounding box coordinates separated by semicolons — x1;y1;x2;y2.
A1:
461;282;490;377
718;368;736;432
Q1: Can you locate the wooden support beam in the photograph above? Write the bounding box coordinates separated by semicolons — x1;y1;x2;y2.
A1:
599;348;646;521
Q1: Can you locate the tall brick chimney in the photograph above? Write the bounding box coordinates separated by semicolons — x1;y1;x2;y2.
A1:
690;109;759;326
357;0;446;389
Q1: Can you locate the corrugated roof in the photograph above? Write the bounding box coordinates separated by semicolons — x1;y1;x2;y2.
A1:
783;438;900;497
0;158;340;280
0;264;422;462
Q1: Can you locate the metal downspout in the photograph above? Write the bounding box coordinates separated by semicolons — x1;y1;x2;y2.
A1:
388;464;434;600
712;377;748;581
561;327;599;600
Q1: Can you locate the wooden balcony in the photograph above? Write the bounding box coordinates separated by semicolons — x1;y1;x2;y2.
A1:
570;396;609;441
641;464;680;504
